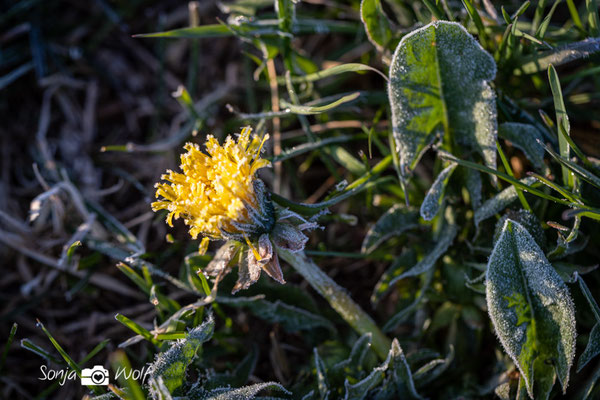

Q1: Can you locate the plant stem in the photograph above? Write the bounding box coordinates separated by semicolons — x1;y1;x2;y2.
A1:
277;248;391;360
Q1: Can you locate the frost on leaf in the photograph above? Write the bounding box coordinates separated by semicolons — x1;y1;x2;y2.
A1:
386;218;457;284
186;381;290;400
577;274;600;372
474;177;537;227
148;315;215;394
498;123;547;173
388;21;497;184
486;220;576;399
361;205;418;254
420;162;457;221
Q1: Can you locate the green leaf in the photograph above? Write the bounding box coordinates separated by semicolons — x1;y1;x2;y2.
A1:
388;21;497;184
187;382;290;400
371;249;417;305
486;220;576;399
474;177;537;227
360;0;393;52
314;348;330;398
420;162;457;221
148;315;215;394
578;274;600;322
361;205;419;253
387;339;422;399
578;324;600;372
148;376;173;400
383;269;434;332
386;219;457;284
577;274;600;372
218;297;335;333
498;123;546;173
412;345;454;387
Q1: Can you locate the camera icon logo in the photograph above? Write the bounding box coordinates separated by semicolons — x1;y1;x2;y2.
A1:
81;365;110;386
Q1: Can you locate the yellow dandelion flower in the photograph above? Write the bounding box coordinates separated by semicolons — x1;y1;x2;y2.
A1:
152;127;271;252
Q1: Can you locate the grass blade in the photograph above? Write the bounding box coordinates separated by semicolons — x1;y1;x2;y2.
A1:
280;92;360;115
0;323;17;374
548;64;573;188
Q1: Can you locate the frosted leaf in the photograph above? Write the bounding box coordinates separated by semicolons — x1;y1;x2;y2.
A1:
371;249;417;305
388;21;497;184
464;168;482;210
314;349;330;398
474;176;537;227
218;297;335;333
334;333;373;373
577;274;600;372
148;376;173;400
361;205;418;254
578;324;600;372
493;209;545;250
187;381;290;400
412;345;454;387
148;315;215;394
420;162;457;221
486;220;576;399
386;219;458;286
342;338;422;400
498;123;547;173
387;339;423;399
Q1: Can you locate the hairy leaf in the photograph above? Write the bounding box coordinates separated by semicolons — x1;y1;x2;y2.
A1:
388;21;497;183
486;220;576;399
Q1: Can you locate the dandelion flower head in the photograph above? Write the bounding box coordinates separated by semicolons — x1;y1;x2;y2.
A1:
152;127;270;251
